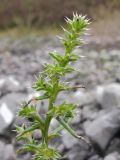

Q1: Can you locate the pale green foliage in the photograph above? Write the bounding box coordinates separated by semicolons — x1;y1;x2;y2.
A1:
47;102;76;119
16;13;90;160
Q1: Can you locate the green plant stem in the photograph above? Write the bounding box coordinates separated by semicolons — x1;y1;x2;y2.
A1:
43;99;54;146
43;81;59;146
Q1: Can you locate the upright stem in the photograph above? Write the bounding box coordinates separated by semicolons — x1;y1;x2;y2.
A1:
43;81;59;146
43;99;54;146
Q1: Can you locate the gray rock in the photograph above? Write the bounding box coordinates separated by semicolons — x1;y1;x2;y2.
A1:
10;41;31;55
68;90;95;108
0;76;26;97
88;155;103;160
0;93;26;133
83;120;92;131
66;143;90;160
0;142;16;160
61;130;78;149
104;152;120;160
106;138;120;154
0;93;26;113
4;144;16;160
58;144;65;153
0;141;5;160
33;129;42;140
17;153;32;160
85;109;120;152
95;83;120;109
82;105;98;121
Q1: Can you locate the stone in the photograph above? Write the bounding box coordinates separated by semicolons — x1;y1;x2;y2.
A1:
61;130;78;149
0;76;26;97
0;141;5;160
81;105;98;121
0;142;16;160
0;93;26;113
85;109;120;152
106;138;120;155
17;153;32;160
66;142;90;160
83;120;92;131
88;155;103;160
4;144;16;160
10;42;31;55
95;83;120;109
68;90;95;108
50;119;59;130
104;152;120;160
33;129;42;140
58;144;65;153
0;93;26;134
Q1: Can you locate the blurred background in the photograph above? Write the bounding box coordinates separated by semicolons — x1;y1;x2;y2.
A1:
0;0;120;160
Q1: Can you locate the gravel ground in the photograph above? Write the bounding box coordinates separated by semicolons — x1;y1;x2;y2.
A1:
0;35;120;160
0;36;120;88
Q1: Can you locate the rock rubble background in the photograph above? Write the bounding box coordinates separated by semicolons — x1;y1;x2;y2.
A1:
0;36;120;160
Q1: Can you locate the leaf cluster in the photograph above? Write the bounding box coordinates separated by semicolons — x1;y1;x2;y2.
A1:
47;102;76;119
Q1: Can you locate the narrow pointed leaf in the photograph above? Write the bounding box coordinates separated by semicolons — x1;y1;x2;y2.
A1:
56;116;90;145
